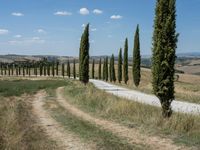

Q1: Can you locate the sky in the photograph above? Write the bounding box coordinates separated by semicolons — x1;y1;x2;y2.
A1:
0;0;199;56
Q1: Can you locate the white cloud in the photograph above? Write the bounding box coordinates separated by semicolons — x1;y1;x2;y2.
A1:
93;9;103;14
14;34;22;38
79;8;89;15
54;11;72;16
91;28;97;32
9;37;45;45
37;29;46;33
110;15;123;20
82;24;86;28
12;12;24;16
0;29;9;35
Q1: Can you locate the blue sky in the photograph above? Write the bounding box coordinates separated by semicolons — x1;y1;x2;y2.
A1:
0;0;199;56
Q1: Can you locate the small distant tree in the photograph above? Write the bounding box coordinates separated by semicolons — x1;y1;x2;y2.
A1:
67;60;71;78
109;57;112;82
118;48;122;83
132;25;141;87
73;59;76;79
123;38;129;84
47;64;50;76
40;65;43;76
28;67;31;77
19;67;21;76
44;66;46;76
62;63;65;77
98;58;102;80
8;66;10;76
23;66;25;76
52;63;55;77
16;66;18;76
11;65;14;76
92;59;95;79
35;66;38;77
56;61;59;76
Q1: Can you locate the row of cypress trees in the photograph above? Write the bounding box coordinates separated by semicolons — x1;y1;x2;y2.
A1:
0;60;76;78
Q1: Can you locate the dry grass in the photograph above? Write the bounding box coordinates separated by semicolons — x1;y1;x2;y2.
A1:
62;80;200;148
0;95;57;150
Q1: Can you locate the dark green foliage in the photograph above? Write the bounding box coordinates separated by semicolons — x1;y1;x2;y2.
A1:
103;59;105;80
123;38;129;84
110;54;116;82
79;24;90;84
56;61;59;76
52;65;54;77
133;25;141;87
73;59;76;79
28;67;31;77
47;64;50;76
67;60;71;78
40;65;43;76
44;66;46;76
152;0;178;118
23;66;25;77
92;59;95;79
118;48;122;83
98;58;102;80
105;57;108;81
62;64;65;77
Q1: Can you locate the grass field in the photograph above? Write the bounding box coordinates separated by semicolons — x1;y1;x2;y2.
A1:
61;80;200;148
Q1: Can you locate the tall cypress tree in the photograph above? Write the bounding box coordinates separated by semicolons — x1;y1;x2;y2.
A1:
92;59;95;79
123;38;129;84
118;48;122;83
105;57;108;81
67;60;71;78
62;63;65;77
98;58;102;80
73;59;76;79
79;24;90;84
109;57;112;82
133;25;141;87
152;0;178;118
103;59;105;80
23;66;25;76
110;54;116;82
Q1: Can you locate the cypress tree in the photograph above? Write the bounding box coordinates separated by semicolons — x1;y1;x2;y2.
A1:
19;67;21;76
35;66;38;77
133;25;141;87
47;64;50;76
28;67;31;77
40;65;43;76
16;66;18;76
8;66;10;76
73;59;76;79
103;59;105;80
11;65;14;76
44;66;46;76
56;61;59;76
23;66;25;76
92;59;95;79
79;23;90;84
67;60;71;78
110;54;116;82
152;0;178;118
123;38;129;84
62;63;65;77
98;58;102;80
52;63;55;77
118;48;122;83
105;57;108;81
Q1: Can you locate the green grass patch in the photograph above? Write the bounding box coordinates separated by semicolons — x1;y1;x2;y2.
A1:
62;80;200;148
0;79;67;97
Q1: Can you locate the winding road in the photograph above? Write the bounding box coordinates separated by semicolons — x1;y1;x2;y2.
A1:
90;79;200;115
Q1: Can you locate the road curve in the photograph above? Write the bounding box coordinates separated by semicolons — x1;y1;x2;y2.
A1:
90;79;200;115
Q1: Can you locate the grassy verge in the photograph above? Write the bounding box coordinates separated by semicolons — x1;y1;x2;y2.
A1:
62;80;200;148
0;79;67;97
0;96;57;150
45;89;145;150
